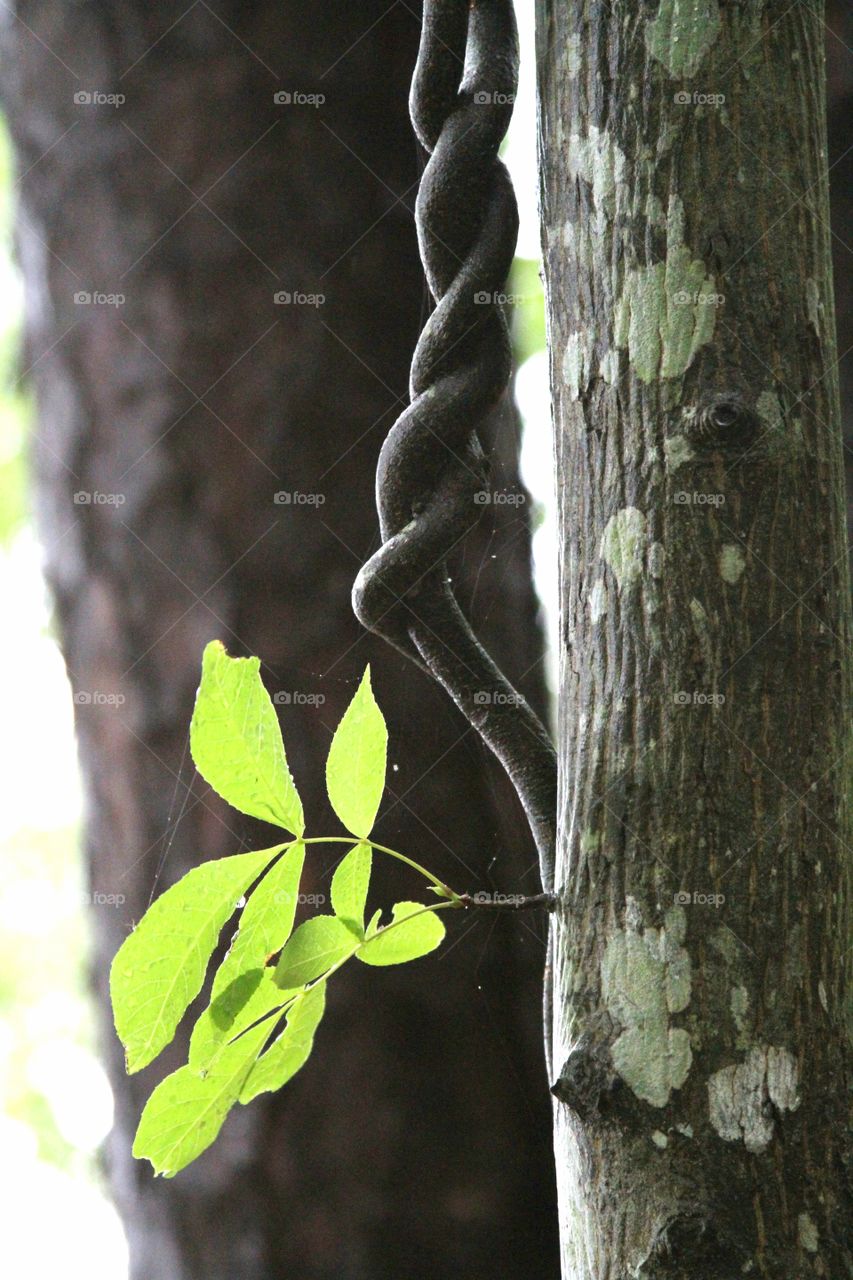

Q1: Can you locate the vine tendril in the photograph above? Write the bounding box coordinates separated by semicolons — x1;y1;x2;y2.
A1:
352;0;557;891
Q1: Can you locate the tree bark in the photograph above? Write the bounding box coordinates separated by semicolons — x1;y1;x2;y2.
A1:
826;0;853;538
538;2;851;1276
1;2;558;1276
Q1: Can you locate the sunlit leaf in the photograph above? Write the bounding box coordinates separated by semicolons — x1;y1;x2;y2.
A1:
240;982;326;1103
133;1015;275;1177
274;916;360;989
364;908;382;940
188;843;305;1069
190;640;304;834
325;666;387;838
189;969;293;1071
330;842;372;933
356;901;445;967
111;847;281;1074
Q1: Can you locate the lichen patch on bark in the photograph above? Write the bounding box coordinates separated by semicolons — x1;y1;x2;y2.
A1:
707;1045;800;1152
797;1213;818;1253
756;388;784;433
567;125;627;215
648;542;666;579
664;433;695;469
589;578;609;623
600;507;648;590
645;0;722;79
562;328;595;401
601;904;692;1106
614;198;716;382
719;544;746;584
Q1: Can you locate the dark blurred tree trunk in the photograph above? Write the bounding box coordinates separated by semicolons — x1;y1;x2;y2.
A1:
539;2;851;1276
0;3;558;1276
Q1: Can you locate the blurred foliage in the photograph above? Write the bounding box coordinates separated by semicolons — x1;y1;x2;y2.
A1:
0;119;29;546
0;823;98;1171
510;257;547;366
0;117;105;1187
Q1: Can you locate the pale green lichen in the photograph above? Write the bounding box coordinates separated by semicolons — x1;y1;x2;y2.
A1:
689;597;717;671
600;349;620;384
806;278;823;337
707;1044;800;1152
798;1213;818;1253
601;905;692;1107
589;579;609;624
615;198;716;383
645;0;722;79
710;925;741;965
730;985;751;1049
719;544;746;584
689;597;708;631
665;434;695;469
563;329;595;401
580;827;602;855
756;389;784;434
566;33;582;76
645;192;666;226
651;1130;668;1149
648;542;666;579
567;125;627;214
662;906;691;1011
601;507;648;590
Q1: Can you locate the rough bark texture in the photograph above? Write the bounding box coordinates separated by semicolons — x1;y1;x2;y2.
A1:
0;2;558;1276
537;2;851;1277
826;1;853;537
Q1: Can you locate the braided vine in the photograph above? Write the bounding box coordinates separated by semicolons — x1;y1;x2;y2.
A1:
352;0;557;891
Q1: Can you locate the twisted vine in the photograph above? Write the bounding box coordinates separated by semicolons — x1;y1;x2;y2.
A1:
352;0;557;891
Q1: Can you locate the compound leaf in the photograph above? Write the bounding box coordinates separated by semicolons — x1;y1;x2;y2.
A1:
274;916;360;989
325;666;387;839
191;640;304;835
330;842;372;934
111;847;281;1074
356;901;445;967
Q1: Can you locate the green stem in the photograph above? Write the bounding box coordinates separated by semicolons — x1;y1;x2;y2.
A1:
296;835;459;899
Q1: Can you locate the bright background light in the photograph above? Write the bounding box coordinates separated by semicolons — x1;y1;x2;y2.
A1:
0;123;129;1279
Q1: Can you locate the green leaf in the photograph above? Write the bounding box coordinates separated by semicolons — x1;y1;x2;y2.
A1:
189;969;294;1071
364;908;382;940
189;843;306;1069
330;842;372;933
111;847;281;1074
356;901;446;967
274;916;360;988
190;640;304;835
133;1014;275;1177
325;666;387;838
240;982;326;1103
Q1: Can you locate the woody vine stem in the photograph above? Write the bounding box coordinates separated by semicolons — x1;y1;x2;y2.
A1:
352;0;558;893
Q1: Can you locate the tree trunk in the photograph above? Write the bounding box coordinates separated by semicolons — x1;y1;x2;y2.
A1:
826;0;853;538
1;3;558;1276
537;3;851;1276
